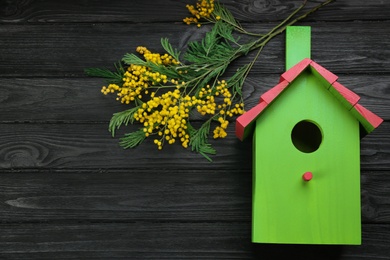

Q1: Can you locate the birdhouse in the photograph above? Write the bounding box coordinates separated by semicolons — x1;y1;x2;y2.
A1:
235;26;383;245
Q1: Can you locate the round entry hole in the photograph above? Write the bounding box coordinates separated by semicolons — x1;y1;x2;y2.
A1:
291;120;322;153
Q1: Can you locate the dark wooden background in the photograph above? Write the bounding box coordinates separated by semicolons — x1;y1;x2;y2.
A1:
0;0;389;259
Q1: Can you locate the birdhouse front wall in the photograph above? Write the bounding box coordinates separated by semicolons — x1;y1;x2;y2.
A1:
252;70;361;244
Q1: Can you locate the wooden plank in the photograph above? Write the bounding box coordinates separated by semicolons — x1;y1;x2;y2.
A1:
0;0;389;23
229;1;390;23
0;170;388;223
0;78;118;122
0;222;388;259
0;170;251;222
0;22;390;77
0;0;187;23
0;222;252;258
0;122;252;170
0;75;388;122
361;171;390;223
0;122;388;170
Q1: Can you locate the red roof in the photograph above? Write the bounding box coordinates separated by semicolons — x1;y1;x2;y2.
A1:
236;58;383;141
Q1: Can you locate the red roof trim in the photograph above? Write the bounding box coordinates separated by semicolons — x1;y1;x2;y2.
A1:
236;102;268;141
309;61;338;85
260;80;289;104
331;81;360;109
354;103;384;130
235;58;383;140
280;58;312;83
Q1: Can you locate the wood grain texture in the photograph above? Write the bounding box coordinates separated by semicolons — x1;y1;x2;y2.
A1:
0;223;389;259
0;0;389;258
0;123;251;169
0;22;390;77
0;170;388;223
0;75;388;122
0;122;387;170
0;170;251;222
0;0;388;23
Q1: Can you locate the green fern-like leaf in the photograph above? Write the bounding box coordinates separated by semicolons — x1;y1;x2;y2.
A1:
187;121;216;162
109;106;140;137
161;38;181;62
84;62;124;84
185;24;219;63
213;19;237;43
119;129;146;149
184;21;237;66
227;64;251;97
213;2;241;29
122;53;146;66
196;65;227;94
146;62;182;81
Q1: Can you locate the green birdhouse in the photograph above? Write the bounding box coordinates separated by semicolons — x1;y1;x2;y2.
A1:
235;26;383;245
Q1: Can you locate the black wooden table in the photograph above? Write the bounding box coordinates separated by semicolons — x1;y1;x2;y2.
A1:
0;0;389;259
